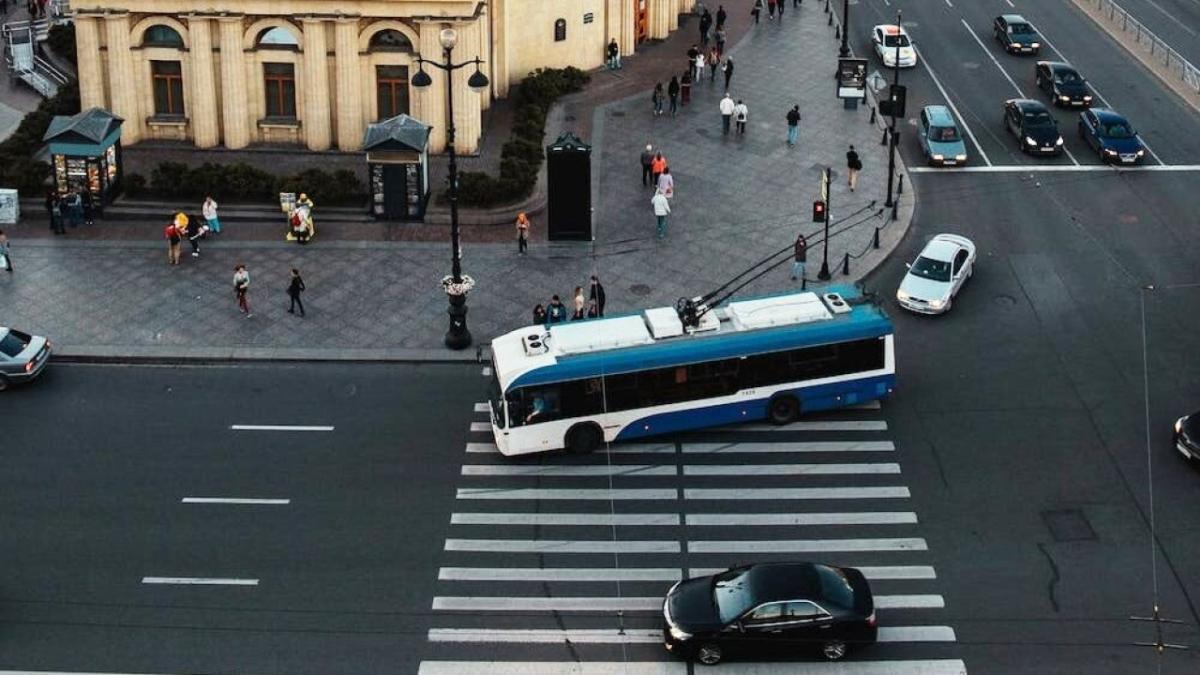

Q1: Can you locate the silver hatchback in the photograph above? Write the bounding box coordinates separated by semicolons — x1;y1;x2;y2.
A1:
0;327;51;391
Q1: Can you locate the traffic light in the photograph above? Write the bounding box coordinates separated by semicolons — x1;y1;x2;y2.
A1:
812;200;826;222
879;84;907;118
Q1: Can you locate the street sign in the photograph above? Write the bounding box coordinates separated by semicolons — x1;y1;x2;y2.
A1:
837;58;868;99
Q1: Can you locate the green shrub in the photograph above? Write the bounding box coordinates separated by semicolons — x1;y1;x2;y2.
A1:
125;173;147;197
47;23;77;66
141;161;366;205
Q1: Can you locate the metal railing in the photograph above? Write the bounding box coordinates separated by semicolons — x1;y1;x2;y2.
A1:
1084;0;1200;96
2;20;70;98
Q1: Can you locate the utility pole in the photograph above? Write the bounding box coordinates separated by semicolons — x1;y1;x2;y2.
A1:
884;9;901;209
818;167;831;281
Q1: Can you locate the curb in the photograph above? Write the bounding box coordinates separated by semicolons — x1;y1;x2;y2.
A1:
53;344;492;365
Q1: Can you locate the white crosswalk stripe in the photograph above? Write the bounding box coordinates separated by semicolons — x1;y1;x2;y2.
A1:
428;406;961;670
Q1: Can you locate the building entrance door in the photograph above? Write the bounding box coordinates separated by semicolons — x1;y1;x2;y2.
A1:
635;0;648;42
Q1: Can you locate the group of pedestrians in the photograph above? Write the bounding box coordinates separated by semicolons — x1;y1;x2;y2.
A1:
43;190;94;234
229;265;306;319
532;276;608;325
750;0;800;23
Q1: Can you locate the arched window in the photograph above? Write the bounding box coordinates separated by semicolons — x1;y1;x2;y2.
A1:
554;18;566;42
369;29;413;52
143;24;184;48
256;26;299;49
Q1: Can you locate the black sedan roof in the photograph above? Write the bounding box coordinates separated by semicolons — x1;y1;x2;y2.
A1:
1000;14;1032;25
737;562;842;605
1090;107;1130;124
1008;98;1052;114
1039;61;1078;75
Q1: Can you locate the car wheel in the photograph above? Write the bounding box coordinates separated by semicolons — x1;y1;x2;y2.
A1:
695;643;723;666
0;374;9;392
768;394;801;425
565;424;602;455
822;641;848;661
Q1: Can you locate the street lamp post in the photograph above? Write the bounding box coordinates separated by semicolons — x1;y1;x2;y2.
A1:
412;28;490;350
838;0;850;58
884;10;901;209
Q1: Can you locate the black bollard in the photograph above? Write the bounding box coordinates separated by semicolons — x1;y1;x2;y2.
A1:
828;11;833;25
891;196;899;221
869;106;876;124
881;127;889;145
842;252;850;276
802;277;807;290
898;173;905;195
873;227;880;249
835;25;840;40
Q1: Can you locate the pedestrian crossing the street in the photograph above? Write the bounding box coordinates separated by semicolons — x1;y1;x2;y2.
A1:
418;404;966;674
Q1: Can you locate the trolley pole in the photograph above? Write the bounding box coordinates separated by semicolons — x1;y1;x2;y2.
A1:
818;167;832;281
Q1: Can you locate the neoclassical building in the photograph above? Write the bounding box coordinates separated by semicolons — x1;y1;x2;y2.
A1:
71;0;697;154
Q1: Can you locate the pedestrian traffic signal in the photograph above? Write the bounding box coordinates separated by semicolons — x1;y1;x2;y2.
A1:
812;200;826;222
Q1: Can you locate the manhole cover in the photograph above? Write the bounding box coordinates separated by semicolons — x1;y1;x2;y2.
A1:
611;110;626;117
1042;509;1096;542
994;294;1017;307
629;284;652;297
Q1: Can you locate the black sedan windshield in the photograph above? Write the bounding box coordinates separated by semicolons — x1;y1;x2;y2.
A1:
912;256;951;282
713;568;758;624
1023;111;1055;128
1010;23;1035;35
1105;123;1134;139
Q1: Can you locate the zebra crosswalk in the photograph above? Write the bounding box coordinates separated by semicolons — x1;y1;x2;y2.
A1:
419;404;967;674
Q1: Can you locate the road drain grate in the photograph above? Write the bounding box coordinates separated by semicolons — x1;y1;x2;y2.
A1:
1042;509;1096;542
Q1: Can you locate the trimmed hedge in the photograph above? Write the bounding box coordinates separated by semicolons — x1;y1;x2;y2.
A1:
0;81;80;194
453;67;589;208
144;161;366;206
47;23;77;66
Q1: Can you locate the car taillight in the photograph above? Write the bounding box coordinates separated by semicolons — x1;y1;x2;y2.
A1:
26;360;35;373
867;611;877;627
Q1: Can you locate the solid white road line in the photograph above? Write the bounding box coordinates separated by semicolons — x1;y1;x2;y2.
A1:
879;625;958;642
469;422;491;432
714;420;888;432
685;511;918;526
228;425;333;432
141;577;258;586
416;660;969;675
474;402;490;412
909;164;1200;173
688;565;937;580
682;462;900;476
688;538;928;553
683;440;895;454
452;512;681;526
686;486;910;500
913;43;993;166
432;596;662;611
461;464;676;477
875;594;947;609
465;442;498;453
180;498;290;505
444;539;681;554
439;567;682;582
457;488;677;500
602;443;678;454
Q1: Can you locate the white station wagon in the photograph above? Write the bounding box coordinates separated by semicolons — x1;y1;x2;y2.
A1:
896;234;976;314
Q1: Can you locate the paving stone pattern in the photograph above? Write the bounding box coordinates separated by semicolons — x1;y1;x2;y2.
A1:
0;7;913;355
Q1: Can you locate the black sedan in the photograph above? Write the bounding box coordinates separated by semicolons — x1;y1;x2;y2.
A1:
1078;108;1147;164
1004;99;1064;155
1175;412;1199;461
663;562;877;665
994;14;1041;54
1036;61;1093;107
0;327;51;391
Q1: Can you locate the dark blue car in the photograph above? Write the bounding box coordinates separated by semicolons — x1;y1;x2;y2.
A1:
1078;108;1146;164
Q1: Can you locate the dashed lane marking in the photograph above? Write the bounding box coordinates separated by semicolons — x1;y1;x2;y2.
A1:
687;538;929;553
452;512;681;526
141;577;258;586
229;425;333;432
180;498;290;505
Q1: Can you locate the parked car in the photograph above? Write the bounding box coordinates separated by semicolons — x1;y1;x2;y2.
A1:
1175;412;1200;461
663;562;877;665
871;24;917;68
994;14;1041;54
0;327;51;391
896;234;976;315
1004;99;1064;155
918;105;968;166
1078;108;1146;164
1035;61;1093;107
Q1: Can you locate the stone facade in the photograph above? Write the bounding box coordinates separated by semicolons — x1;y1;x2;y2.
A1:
72;0;694;154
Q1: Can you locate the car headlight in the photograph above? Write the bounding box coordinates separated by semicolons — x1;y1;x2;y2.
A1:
955;154;967;161
669;625;693;641
897;289;911;301
1104;148;1118;155
1059;95;1070;102
932;154;944;161
1055;137;1064;145
928;299;945;309
1025;137;1037;146
1031;42;1041;48
1137;149;1145;156
1083;95;1093;101
1176;418;1184;434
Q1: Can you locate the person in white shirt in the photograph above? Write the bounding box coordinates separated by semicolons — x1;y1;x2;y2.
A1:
651;188;672;239
734;99;749;134
695;51;706;81
202;196;221;234
719;93;735;135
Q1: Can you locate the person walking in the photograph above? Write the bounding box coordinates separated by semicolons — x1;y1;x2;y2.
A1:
572;286;586;320
791;233;808;284
80;190;95;226
777;0;785;19
233;264;252;317
287;268;306;316
0;229;12;274
186;214;209;257
652;188;671;240
722;56;734;90
751;0;762;23
657;166;675;199
202;196;221;234
590;275;607;316
734;99;749;134
532;303;547;325
716;4;727;28
668;76;680;117
786;105;801;146
164;216;183;265
516;211;530;254
641;144;655;187
694;50;706;82
793;0;801;8
680;69;693;106
708;47;720;82
687;44;699;72
606;38;621;69
652;82;665;116
651;152;667;187
547;295;567;323
65;190;82;228
699;8;712;46
768;0;777;20
846;144;862;191
719;92;735;134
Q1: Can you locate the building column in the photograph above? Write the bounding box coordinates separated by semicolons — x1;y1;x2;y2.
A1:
333;17;363;151
452;18;482;154
187;17;219;148
217;16;250;149
488;0;508;98
414;21;447;152
104;13;141;143
74;14;106;110
477;2;492;110
300;17;331;151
